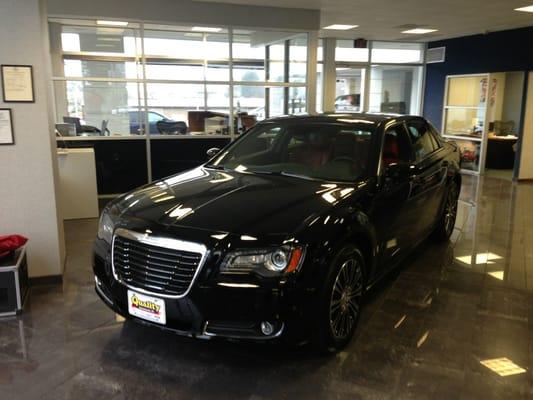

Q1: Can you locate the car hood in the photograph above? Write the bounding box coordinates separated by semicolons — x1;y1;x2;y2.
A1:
115;167;362;237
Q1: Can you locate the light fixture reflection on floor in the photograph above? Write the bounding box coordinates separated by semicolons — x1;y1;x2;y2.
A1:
455;252;503;265
480;358;526;377
417;330;429;348
487;270;504;280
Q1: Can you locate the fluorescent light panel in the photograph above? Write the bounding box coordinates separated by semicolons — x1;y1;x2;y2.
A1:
323;24;359;30
96;20;129;27
515;5;533;12
402;28;438;34
192;26;222;32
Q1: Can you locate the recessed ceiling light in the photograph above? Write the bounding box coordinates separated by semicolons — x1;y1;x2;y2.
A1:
402;28;438;34
515;5;533;12
402;28;438;35
191;26;222;33
96;20;129;27
323;24;359;30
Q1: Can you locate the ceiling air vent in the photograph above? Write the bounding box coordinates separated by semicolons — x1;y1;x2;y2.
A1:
426;46;445;63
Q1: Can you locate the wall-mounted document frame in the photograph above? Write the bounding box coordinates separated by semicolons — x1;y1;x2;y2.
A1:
0;108;14;145
1;65;34;103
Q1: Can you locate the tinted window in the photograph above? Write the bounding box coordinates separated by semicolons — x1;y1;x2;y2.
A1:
382;124;412;166
407;119;438;160
210;122;375;182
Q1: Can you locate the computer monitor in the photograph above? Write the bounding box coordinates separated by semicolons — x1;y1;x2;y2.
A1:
63;117;82;134
55;123;76;136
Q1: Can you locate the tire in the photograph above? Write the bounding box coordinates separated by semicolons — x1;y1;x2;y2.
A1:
315;245;365;354
433;181;459;242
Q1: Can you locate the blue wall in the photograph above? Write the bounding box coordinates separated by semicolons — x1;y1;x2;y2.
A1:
423;26;533;129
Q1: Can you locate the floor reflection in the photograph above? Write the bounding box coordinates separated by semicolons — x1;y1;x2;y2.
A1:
1;175;532;399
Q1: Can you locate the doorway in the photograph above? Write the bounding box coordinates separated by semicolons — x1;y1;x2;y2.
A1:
485;72;524;181
443;72;525;178
518;72;533;180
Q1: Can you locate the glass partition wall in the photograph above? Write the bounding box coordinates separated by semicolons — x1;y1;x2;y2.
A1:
50;19;309;138
317;40;425;115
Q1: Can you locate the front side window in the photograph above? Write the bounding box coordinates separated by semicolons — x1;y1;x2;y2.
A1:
382;124;412;167
210;122;376;182
407;120;438;160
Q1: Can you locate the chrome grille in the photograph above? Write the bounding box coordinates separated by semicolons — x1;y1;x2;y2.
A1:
112;229;206;298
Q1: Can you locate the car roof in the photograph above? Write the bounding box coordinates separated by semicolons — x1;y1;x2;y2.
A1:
262;113;420;126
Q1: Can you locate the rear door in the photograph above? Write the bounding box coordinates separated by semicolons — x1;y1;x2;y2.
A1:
405;118;447;238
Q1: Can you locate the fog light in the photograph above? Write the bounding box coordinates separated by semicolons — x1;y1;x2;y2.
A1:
260;321;274;335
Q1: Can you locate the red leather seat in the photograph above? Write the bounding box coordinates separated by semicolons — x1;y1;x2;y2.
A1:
383;134;400;166
289;133;331;167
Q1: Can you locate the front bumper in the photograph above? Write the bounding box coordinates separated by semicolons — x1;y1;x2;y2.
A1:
93;239;312;341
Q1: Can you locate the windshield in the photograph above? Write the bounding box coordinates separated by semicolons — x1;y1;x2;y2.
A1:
208;122;376;182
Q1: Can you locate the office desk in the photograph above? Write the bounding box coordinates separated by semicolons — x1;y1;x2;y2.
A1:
57;135;231;195
57;148;99;219
486;136;518;169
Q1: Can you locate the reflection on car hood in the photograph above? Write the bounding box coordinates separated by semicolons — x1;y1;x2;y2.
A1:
116;167;362;236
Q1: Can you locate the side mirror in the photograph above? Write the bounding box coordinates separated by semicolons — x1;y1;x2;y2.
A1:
206;147;221;158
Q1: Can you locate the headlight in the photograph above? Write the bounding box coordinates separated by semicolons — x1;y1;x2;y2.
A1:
97;208;117;244
221;246;305;275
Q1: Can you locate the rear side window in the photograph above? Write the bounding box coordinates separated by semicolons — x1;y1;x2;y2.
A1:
406;119;438;160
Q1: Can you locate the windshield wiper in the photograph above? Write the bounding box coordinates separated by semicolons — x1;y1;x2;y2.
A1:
249;170;315;180
280;172;315;180
248;170;278;175
204;164;228;171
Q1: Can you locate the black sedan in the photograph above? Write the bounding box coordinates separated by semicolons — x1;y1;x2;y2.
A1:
93;113;461;352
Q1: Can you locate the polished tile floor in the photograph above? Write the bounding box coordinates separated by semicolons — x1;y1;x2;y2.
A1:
1;175;533;399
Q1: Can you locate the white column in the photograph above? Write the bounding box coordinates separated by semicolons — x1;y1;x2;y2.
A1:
368;66;383;113
0;0;65;277
322;38;337;113
306;31;318;115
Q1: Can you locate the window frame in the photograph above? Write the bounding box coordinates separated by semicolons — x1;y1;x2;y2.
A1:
328;39;426;116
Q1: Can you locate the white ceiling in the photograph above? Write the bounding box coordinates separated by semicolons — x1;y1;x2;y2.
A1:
195;0;533;41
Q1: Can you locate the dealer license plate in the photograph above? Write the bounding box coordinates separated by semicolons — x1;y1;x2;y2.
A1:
127;290;166;325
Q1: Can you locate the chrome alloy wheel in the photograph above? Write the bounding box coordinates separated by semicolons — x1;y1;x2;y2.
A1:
329;258;363;339
444;187;458;236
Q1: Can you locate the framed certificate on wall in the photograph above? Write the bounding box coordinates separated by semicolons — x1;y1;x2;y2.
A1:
1;65;34;103
0;108;14;145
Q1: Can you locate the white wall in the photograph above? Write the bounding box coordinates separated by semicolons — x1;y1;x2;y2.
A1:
47;0;320;31
487;72;506;123
519;72;533;180
0;0;65;277
502;72;525;128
